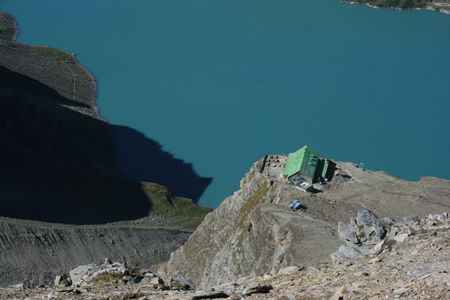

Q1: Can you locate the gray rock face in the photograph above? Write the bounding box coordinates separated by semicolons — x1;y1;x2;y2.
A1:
0;218;190;287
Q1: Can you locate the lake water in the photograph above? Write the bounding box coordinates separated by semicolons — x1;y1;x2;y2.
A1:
2;0;450;208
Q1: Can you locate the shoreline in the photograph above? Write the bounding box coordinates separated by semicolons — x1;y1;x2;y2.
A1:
1;10;102;120
341;0;450;15
57;47;102;120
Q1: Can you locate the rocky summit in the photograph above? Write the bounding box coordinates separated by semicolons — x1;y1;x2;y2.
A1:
0;212;448;299
158;158;450;289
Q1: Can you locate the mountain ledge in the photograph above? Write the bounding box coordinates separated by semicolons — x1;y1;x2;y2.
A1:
158;157;450;289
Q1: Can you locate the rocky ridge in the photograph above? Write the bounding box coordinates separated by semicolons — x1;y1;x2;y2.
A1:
158;158;450;289
0;212;448;299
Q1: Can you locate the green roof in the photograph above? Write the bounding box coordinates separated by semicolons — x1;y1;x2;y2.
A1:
283;145;319;180
321;159;329;178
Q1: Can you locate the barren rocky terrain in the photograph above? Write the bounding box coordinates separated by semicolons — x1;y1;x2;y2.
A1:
159;159;450;289
0;212;447;299
0;217;191;288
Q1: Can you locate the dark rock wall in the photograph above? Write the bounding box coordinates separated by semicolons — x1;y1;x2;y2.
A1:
0;218;190;286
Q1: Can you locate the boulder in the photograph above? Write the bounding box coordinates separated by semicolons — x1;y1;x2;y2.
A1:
392;233;409;243
356;210;386;245
338;210;386;246
68;261;128;286
69;264;101;286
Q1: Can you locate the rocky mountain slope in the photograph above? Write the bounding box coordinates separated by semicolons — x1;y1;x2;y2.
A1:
0;217;191;288
1;211;448;299
0;11;210;286
158;158;450;289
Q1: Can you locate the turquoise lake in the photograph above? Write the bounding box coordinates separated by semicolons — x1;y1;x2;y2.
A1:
2;0;450;208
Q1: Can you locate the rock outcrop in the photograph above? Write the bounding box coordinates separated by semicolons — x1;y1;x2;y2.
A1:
332;210;388;261
158;159;450;289
0;11;18;41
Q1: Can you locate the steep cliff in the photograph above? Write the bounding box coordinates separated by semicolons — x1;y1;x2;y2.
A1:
0;11;211;286
159;158;450;289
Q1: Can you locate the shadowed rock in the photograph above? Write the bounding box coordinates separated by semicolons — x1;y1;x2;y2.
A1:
0;55;211;224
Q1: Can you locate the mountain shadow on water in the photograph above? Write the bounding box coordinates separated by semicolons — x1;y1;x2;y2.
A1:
111;126;212;203
0;65;211;224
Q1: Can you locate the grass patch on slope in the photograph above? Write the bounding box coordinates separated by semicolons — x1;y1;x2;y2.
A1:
141;182;212;231
238;184;269;228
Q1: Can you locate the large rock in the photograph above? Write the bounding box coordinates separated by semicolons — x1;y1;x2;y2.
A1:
333;210;390;261
356;210;386;244
69;263;101;286
338;210;386;247
68;261;132;286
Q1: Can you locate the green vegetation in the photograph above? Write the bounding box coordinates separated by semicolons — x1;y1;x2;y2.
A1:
232;183;270;275
238;184;269;227
0;12;17;41
141;182;212;231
